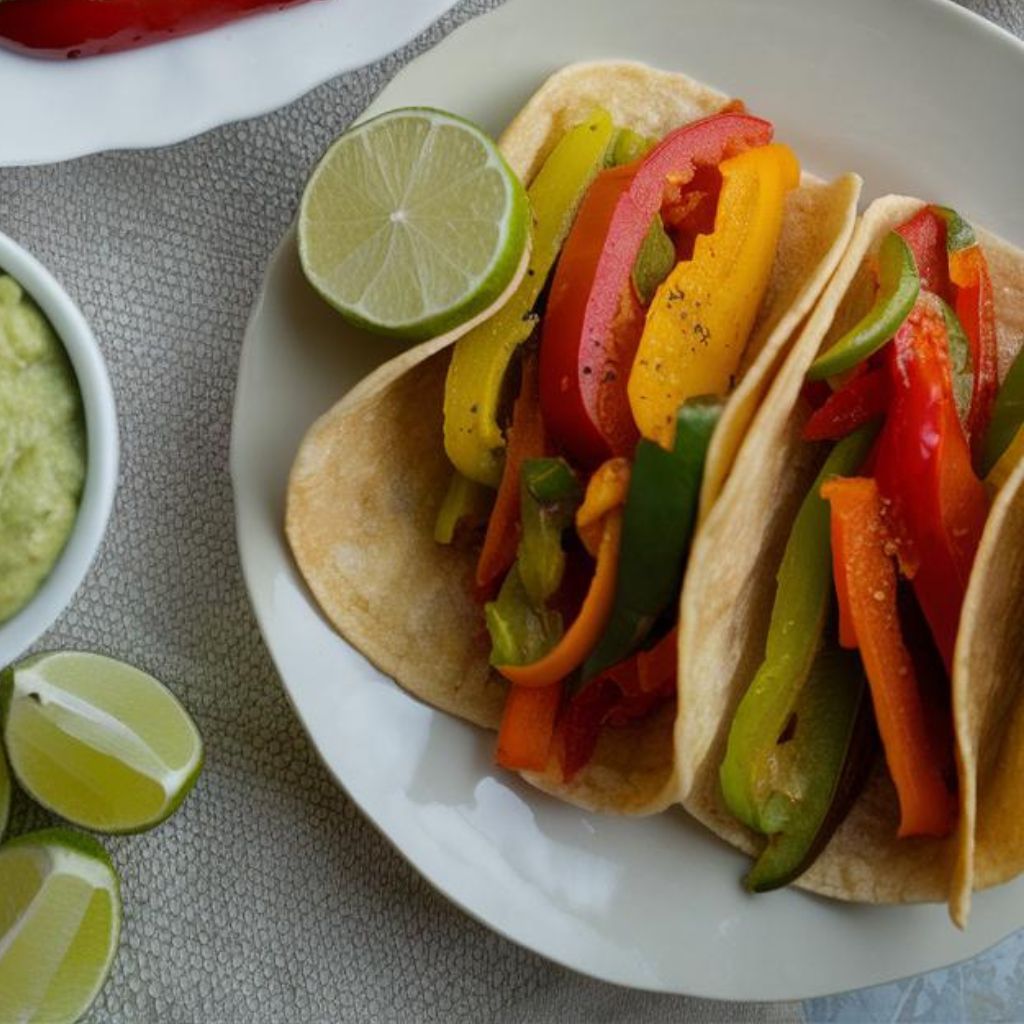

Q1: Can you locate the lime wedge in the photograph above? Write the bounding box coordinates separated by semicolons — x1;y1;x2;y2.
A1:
0;828;121;1024
299;107;529;339
0;743;9;842
1;652;203;834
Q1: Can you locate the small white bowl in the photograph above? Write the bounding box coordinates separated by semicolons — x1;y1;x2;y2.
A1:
0;231;118;667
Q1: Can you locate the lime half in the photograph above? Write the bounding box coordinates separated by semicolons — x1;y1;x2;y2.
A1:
299;107;529;339
1;651;203;834
0;828;121;1024
0;742;9;842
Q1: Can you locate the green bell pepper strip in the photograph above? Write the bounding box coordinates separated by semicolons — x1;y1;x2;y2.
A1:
632;214;676;306
744;636;874;892
517;458;582;607
980;346;1024;477
807;232;920;380
939;298;973;429
932;204;977;252
433;470;492;544
581;396;722;684
719;422;878;832
443;109;616;486
484;457;581;664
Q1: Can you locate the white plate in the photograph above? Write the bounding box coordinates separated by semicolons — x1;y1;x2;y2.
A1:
231;0;1024;999
0;0;457;167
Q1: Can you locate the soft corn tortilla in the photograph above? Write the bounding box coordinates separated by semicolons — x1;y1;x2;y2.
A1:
677;195;1024;921
286;61;860;814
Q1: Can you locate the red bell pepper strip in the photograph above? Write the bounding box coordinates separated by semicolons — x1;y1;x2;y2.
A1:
873;300;988;670
0;0;311;59
802;368;887;441
540;112;774;467
496;682;562;772
896;206;951;299
822;476;954;838
475;356;546;597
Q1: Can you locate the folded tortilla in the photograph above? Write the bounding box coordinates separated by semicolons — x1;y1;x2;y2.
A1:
286;61;861;814
676;194;1024;922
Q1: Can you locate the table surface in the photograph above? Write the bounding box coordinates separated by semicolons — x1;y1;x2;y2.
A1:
2;1;1022;1021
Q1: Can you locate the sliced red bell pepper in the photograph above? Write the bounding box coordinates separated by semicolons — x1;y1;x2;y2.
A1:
802;368;887;441
0;0;310;58
475;355;547;596
896;206;951;299
822;476;954;839
540;112;773;467
496;682;562;772
873;300;988;670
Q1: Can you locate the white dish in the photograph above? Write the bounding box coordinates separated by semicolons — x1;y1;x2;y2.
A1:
0;0;458;167
0;231;118;667
231;0;1024;999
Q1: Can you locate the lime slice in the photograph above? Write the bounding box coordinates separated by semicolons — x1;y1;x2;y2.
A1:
0;828;121;1024
1;651;203;834
0;742;9;842
299;107;529;339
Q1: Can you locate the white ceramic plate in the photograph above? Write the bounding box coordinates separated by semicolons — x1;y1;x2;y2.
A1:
232;0;1024;999
0;0;457;167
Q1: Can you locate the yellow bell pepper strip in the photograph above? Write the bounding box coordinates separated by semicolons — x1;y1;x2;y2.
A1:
575;458;631;557
433;471;492;544
609;128;656;167
443;109;616;485
496;467;626;688
627;143;800;449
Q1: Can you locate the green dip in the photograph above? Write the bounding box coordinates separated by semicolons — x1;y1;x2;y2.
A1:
0;274;86;624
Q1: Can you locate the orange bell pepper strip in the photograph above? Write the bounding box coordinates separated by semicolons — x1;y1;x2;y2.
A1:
475;355;546;595
496;510;623;688
627;142;800;449
822;475;954;838
495;682;563;772
574;458;631;557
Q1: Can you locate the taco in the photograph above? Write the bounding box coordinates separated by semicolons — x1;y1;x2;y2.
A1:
676;195;1024;923
286;61;861;813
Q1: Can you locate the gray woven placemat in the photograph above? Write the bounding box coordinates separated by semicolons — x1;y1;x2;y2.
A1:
0;1;1020;1021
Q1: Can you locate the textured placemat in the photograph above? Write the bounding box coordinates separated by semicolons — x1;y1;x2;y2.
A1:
0;1;1020;1021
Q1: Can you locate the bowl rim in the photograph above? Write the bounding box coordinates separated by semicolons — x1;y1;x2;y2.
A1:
0;230;118;666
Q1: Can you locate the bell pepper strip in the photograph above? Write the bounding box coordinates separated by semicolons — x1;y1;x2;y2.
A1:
807;232;920;380
496;681;562;772
801;368;887;442
434;471;492;544
575;458;631;558
744;639;874;892
822;476;955;838
628;143;800;449
609;129;656;167
517;459;582;608
719;423;877;832
939;298;974;430
443;108;616;485
873;301;988;670
896;206;951;298
540;111;774;467
496;509;622;688
987;426;1024;494
485;566;562;667
980;346;1024;477
636;626;678;694
558;677;621;780
0;0;312;58
474;355;546;595
949;243;999;452
583;397;722;683
632;215;677;306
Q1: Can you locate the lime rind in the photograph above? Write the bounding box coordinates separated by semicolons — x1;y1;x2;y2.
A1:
3;651;203;835
0;828;121;1024
299;106;529;340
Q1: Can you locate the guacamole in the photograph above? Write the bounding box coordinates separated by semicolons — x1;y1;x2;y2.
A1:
0;274;86;623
